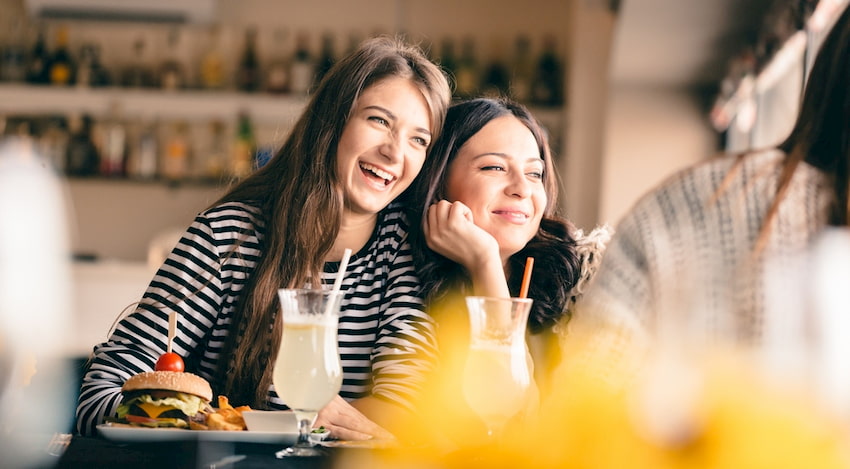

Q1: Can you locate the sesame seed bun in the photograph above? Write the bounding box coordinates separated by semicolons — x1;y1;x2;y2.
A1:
121;371;213;402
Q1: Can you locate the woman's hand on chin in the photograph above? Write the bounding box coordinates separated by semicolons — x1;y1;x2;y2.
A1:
425;200;500;270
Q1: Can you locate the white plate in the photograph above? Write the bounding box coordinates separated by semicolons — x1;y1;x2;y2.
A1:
97;423;298;445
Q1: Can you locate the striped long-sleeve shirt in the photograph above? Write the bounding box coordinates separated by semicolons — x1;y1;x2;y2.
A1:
75;201;437;436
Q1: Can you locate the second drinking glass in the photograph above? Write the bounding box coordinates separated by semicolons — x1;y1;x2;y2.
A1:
461;296;533;440
273;288;343;457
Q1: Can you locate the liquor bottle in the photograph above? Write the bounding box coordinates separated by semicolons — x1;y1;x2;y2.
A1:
509;35;534;103
158;27;186;90
289;32;314;95
161;121;191;181
531;35;564;107
314;32;335;87
47;24;75;86
26;24;49;84
37;115;69;173
127;119;158;180
122;37;155;88
204;119;228;180
438;38;458;90
345;32;363;56
1;20;27;83
65;114;100;177
265;27;290;94
98;102;127;177
199;25;226;90
76;43;111;88
236;27;260;92
230;111;255;179
480;37;510;98
454;37;479;98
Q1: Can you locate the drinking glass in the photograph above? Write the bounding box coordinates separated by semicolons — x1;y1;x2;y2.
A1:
461;296;533;440
273;288;343;457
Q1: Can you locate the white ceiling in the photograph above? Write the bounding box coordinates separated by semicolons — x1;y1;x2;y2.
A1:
610;0;777;88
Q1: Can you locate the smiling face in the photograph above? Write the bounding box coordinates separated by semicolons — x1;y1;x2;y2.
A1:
336;76;433;219
445;115;546;262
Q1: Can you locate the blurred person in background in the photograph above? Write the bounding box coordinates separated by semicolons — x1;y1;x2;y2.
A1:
565;4;850;388
75;36;451;440
406;97;608;445
0;138;75;468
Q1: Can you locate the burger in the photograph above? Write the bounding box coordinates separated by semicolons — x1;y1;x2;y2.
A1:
116;371;212;428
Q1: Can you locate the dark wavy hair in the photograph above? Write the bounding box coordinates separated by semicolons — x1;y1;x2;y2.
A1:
407;97;580;333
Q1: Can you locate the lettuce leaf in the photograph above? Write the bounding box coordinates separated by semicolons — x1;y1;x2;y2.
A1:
116;392;207;419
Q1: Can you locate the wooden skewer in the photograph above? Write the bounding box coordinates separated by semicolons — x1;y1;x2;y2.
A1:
167;311;176;354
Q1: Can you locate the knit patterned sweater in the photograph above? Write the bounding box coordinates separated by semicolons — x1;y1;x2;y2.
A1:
563;149;830;377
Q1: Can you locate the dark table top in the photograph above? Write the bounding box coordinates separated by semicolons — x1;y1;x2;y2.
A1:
55;436;340;469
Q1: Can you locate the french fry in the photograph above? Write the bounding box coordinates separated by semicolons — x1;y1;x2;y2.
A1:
189;421;209;431
206;412;244;431
218;395;234;410
195;395;252;431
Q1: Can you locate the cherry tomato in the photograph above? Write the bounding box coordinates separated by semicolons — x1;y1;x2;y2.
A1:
155;352;185;372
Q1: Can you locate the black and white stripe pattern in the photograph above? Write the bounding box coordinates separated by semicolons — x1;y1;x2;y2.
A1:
76;202;437;436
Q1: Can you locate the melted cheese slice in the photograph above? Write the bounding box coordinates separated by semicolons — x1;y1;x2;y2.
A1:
136;402;179;419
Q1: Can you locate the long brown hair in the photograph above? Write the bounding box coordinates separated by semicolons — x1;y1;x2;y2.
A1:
748;6;850;253
214;36;450;407
408;97;581;334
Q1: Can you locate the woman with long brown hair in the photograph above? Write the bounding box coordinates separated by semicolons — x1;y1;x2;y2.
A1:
76;36;450;439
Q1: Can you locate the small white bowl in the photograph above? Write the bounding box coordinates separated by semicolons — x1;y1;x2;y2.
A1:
241;410;298;433
308;427;332;444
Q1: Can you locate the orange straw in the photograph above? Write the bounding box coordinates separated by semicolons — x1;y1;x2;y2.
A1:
519;257;534;298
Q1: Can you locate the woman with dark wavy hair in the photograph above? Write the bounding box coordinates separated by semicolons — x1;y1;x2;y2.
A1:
408;97;582;392
76;36;450;440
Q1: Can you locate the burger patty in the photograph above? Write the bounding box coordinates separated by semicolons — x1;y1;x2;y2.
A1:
126;404;188;420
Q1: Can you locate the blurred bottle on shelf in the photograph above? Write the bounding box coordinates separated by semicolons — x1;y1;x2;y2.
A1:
127;119;158;180
98;102;127;177
37;116;69;173
200;25;226;90
255;145;274;170
161;121;191;181
26;24;49;84
509;35;534;103
158;27;186;90
4;116;30;139
0;21;28;82
75;43;111;88
345;32;363;56
122;37;155;88
531;35;564;107
480;36;510;98
454;36;479;98
438;37;458;90
314;32;336;87
47;25;75;86
236;26;261;92
230;111;255;179
205;119;228;180
289;31;314;95
65;114;99;177
265;27;290;94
